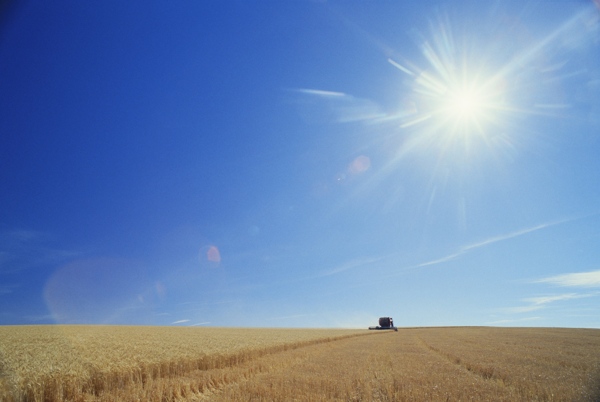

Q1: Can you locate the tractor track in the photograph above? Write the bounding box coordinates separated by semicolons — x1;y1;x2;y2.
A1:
189;331;392;401
94;331;380;401
416;335;508;384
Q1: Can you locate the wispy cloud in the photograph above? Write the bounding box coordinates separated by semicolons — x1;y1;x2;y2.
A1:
2;229;44;242
0;228;80;274
317;257;383;278
487;316;542;325
295;88;346;97
502;293;594;314
191;322;210;326
412;219;572;269
0;284;18;295
496;266;600;322
171;319;190;324
536;270;600;288
412;251;464;268
524;294;590;305
293;88;386;123
503;305;544;313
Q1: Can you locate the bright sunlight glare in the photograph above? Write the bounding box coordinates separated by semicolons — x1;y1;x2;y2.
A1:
447;88;484;118
439;81;504;134
393;58;507;141
388;12;516;141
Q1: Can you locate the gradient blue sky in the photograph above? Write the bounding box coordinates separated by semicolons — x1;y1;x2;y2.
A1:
1;0;599;328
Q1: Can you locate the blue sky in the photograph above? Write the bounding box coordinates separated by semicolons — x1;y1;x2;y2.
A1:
1;0;599;328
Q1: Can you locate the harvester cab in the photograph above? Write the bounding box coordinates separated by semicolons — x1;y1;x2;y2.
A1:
369;317;398;331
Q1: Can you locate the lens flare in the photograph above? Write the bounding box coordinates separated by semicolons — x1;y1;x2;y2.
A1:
199;245;221;268
349;155;371;174
206;246;221;263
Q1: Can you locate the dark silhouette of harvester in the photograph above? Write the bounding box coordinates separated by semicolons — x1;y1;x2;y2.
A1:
369;317;398;331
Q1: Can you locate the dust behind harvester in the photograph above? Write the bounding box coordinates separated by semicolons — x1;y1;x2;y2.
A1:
369;317;398;331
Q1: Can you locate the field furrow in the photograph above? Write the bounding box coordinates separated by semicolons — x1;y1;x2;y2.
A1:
203;330;517;401
416;327;600;401
195;328;600;401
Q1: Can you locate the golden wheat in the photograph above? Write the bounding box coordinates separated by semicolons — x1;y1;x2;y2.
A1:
206;327;600;402
0;325;367;402
1;326;599;401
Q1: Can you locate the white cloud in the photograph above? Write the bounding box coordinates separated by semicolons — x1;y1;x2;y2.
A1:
503;305;544;313
537;270;600;288
524;293;587;305
502;293;594;314
410;219;573;269
171;319;190;324
487;316;542;325
295;88;346;98
318;257;382;277
294;88;386;123
462;221;564;251
413;251;463;268
0;228;80;274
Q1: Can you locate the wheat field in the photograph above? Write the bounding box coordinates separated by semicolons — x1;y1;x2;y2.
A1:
0;325;366;401
208;327;600;401
1;326;599;401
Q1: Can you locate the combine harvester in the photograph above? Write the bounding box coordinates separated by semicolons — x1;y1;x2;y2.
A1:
369;317;398;331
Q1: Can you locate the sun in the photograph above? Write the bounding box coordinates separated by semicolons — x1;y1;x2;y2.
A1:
390;54;506;140
387;17;509;140
440;84;496;132
425;75;502;138
447;88;484;119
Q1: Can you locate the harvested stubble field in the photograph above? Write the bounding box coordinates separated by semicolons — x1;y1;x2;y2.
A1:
1;326;599;401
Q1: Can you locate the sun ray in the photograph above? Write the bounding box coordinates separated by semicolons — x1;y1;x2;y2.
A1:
389;13;515;148
375;3;600;230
